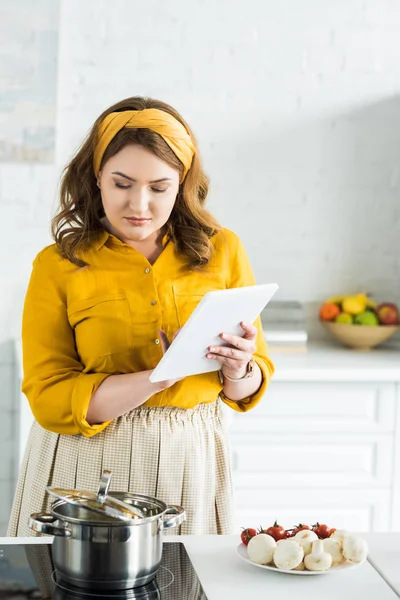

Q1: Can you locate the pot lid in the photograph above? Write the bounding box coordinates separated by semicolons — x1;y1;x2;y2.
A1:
46;470;146;522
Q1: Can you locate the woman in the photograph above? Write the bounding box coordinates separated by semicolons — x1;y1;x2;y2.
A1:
8;96;274;536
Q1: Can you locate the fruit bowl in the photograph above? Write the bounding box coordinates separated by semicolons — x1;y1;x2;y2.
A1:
322;321;399;350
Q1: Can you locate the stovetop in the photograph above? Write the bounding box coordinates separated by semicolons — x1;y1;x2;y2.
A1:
0;542;208;599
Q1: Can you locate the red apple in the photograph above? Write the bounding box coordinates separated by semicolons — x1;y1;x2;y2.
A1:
376;303;399;325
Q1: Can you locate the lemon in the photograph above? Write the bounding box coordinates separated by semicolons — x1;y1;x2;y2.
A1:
342;294;367;315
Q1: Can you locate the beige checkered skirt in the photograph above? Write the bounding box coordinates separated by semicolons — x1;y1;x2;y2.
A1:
7;400;234;537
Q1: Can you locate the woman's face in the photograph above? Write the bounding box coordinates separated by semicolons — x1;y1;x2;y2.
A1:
98;144;180;245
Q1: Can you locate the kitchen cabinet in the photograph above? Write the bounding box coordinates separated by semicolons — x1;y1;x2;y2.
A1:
14;340;400;532
228;343;400;532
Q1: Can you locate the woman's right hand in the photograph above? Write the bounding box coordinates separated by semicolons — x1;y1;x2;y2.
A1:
88;329;184;424
150;329;184;390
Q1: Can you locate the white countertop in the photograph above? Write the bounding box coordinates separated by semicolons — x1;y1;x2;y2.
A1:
1;534;399;599
269;342;400;382
14;338;400;384
365;534;400;597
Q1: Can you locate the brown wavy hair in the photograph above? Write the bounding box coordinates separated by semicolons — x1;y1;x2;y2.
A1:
51;97;220;269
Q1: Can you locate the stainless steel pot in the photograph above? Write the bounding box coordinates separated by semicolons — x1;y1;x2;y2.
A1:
29;492;185;590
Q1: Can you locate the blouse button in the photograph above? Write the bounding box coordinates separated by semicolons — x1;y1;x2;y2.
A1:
144;267;151;274
154;338;160;345
150;300;157;306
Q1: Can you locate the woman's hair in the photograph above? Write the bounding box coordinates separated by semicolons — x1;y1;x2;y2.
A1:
52;97;220;269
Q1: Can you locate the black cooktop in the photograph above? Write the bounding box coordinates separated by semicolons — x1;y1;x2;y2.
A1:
0;542;208;599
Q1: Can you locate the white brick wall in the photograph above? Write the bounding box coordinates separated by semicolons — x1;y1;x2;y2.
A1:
1;0;400;531
55;0;400;303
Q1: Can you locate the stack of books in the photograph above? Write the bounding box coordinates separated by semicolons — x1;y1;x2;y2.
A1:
260;300;308;352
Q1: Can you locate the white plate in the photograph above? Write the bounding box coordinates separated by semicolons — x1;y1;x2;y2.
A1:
237;543;366;575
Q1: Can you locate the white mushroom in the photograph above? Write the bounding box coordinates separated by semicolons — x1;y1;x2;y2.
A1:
273;539;304;570
304;540;332;571
294;529;318;556
292;561;305;571
247;533;277;565
342;535;368;563
331;529;351;545
323;538;344;566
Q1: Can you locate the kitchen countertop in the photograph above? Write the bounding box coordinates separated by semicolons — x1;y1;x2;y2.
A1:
366;534;400;597
269;342;400;382
1;534;399;599
14;338;400;383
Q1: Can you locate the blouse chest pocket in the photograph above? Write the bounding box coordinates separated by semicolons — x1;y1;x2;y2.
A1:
173;285;225;328
68;293;133;360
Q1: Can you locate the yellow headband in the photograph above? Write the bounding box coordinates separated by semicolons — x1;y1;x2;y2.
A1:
93;108;195;181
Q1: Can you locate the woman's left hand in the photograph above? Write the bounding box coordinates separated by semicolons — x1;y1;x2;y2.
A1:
206;321;257;380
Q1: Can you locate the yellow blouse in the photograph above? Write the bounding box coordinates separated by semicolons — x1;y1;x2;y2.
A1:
22;227;274;437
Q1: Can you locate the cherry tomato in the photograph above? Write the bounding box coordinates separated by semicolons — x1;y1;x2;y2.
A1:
261;521;287;542
284;529;294;538
312;523;331;539
292;523;311;535
328;528;336;537
240;527;257;546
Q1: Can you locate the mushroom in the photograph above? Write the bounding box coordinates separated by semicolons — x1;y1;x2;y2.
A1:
273;539;304;570
247;533;276;565
304;539;332;571
294;529;318;556
323;538;344;566
331;529;351;545
342;535;368;563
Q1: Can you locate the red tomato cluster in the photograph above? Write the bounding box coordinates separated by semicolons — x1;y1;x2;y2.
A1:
240;521;336;546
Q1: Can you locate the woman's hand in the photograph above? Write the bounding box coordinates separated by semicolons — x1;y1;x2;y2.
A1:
150;329;184;390
206;321;257;380
88;328;185;424
158;328;181;352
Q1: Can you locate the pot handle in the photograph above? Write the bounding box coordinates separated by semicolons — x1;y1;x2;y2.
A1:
162;505;186;529
29;512;71;537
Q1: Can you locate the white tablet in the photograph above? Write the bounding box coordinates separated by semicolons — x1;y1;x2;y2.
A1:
149;283;278;383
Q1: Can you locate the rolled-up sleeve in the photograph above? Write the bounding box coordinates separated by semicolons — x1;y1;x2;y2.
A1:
219;234;275;412
21;249;111;437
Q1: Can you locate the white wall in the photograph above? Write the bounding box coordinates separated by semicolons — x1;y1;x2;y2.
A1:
1;0;400;532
